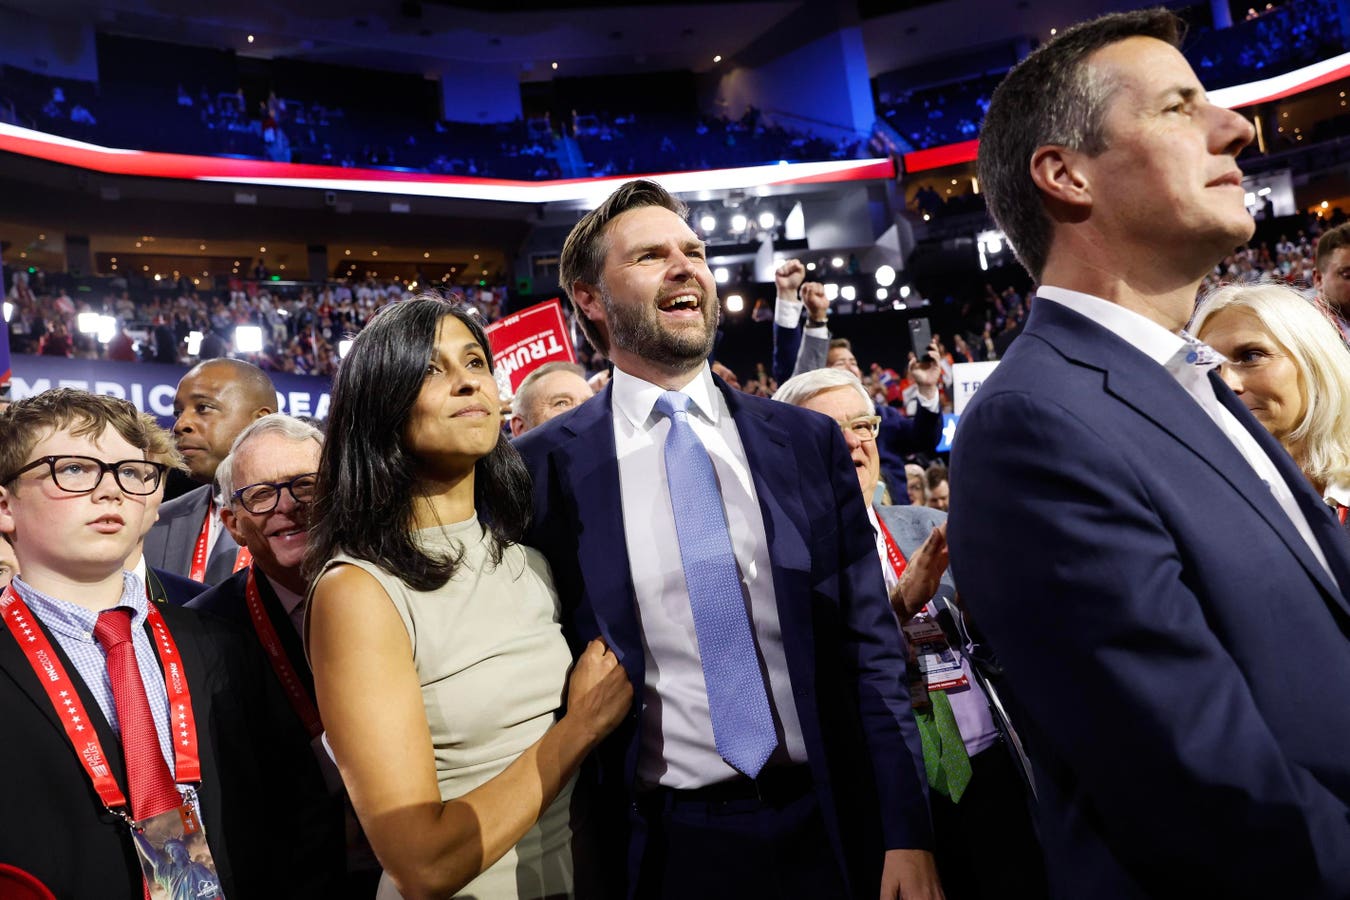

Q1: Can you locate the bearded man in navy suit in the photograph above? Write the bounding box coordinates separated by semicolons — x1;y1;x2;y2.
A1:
515;180;939;900
948;9;1350;898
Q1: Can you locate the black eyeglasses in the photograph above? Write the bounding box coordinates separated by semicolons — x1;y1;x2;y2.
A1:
3;456;167;496
232;472;318;514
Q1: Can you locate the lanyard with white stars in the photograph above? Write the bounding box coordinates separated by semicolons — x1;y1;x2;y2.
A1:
0;586;201;811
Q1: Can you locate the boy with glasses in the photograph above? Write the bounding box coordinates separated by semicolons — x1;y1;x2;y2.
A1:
0;389;341;898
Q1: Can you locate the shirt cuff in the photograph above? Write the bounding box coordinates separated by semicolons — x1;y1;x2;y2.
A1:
775;296;804;329
914;391;940;413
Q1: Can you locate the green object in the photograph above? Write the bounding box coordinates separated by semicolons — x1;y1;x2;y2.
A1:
914;690;973;801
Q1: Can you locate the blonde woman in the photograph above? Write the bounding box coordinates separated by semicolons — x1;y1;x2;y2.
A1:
1193;282;1350;535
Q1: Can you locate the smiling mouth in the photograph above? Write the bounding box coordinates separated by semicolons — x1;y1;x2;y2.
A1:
657;293;701;312
269;526;307;539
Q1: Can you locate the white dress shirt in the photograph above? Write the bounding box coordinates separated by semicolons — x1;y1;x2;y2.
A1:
612;363;807;788
1037;285;1335;583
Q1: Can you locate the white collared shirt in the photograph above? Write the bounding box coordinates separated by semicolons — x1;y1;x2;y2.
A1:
1038;285;1334;582
611;363;807;788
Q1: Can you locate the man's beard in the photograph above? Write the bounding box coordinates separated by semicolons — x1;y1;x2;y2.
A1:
601;282;718;369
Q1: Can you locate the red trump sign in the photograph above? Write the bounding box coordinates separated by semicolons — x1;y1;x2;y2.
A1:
485;299;577;396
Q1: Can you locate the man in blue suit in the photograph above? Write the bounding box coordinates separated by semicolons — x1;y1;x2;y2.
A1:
948;9;1350;898
515;180;939;899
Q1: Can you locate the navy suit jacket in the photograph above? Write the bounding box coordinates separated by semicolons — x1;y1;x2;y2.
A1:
948;298;1350;898
187;566;315;711
145;566;207;607
515;376;931;899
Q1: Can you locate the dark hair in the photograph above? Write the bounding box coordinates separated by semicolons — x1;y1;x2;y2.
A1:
1316;222;1350;275
304;296;532;592
925;462;949;491
978;8;1182;280
558;179;688;355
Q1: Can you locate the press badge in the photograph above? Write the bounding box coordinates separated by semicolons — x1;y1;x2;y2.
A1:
131;800;226;900
903;615;969;693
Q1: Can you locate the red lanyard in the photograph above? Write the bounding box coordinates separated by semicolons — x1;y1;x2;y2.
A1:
876;516;908;580
189;501;253;583
189;501;214;583
243;568;321;739
0;586;201;810
1339;507;1347;527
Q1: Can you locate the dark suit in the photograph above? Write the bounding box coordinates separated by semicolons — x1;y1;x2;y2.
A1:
515;375;931;899
145;566;207;607
187;567;314;712
948;298;1350;898
143;485;240;585
0;602;343;898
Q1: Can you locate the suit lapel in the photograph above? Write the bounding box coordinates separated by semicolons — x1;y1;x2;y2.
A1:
554;387;643;668
721;385;817;681
1031;301;1347;611
0;615;130;793
1208;371;1350;612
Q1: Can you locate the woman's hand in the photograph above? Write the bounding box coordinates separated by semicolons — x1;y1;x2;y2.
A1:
563;639;634;748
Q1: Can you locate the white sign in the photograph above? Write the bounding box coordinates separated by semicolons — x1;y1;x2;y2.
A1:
952;361;999;415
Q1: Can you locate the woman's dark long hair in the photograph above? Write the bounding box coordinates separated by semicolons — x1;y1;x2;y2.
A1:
305;295;532;591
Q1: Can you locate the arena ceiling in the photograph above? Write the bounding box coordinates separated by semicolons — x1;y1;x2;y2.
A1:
4;0;1175;80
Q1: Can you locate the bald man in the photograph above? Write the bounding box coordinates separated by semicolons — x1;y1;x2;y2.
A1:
144;359;277;584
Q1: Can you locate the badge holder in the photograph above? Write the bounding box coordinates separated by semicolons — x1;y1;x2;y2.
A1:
129;792;226;900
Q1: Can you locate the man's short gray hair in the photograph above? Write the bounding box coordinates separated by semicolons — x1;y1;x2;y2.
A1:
217;413;323;502
772;368;873;410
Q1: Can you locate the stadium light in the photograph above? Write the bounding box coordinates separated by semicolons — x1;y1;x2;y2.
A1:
899;285;912;299
831;256;845;269
757;211;776;230
874;265;896;287
726;294;744;313
700;214;717;232
186;331;203;356
730;213;748;233
96;316;117;345
824;283;840;301
3;302;11;322
714;267;730;284
840;285;857;301
876;288;888;300
77;312;101;334
234;325;264;353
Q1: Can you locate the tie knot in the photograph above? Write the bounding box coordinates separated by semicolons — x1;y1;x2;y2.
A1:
93;607;134;651
655;390;692;421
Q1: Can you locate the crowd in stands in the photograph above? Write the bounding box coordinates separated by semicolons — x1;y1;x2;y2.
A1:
1189;0;1345;87
1;61;861;180
5;269;507;378
575;107;863;178
876;0;1341;153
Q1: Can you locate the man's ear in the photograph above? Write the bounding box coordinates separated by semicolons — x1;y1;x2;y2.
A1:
509;416;527;438
571;282;607;329
219;506;248;548
0;486;16;539
1030;145;1093;211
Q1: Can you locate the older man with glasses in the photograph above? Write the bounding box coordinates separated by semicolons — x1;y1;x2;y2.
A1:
773;368;1047;899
